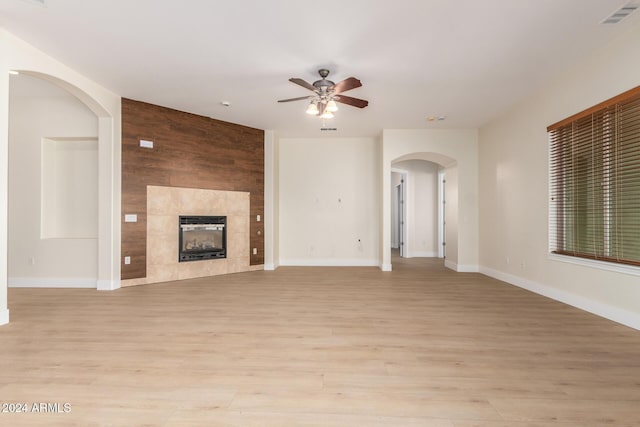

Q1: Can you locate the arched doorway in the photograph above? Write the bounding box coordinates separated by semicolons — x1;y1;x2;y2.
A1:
380;129;478;273
7;71;117;290
390;153;457;270
392;159;442;260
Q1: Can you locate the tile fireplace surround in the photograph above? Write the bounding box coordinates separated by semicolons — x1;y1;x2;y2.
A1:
121;186;262;287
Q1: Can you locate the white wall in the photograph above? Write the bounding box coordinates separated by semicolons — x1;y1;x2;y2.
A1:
479;22;640;329
443;165;458;266
0;29;122;324
392;160;439;257
9;91;99;285
41;138;98;239
279;137;379;266
381;129;479;271
264;130;279;270
0;38;8;324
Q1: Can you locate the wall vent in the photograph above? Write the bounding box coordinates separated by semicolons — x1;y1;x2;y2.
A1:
601;2;639;23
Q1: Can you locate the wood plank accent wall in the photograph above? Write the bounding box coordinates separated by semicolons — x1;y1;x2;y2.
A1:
121;98;264;280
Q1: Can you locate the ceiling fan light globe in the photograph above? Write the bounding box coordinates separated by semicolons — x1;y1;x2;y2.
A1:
306;103;319;115
326;100;339;112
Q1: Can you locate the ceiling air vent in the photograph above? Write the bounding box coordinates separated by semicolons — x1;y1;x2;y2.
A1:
320;127;337;132
601;1;639;23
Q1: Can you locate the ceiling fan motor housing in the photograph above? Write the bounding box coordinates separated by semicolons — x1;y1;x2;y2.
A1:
313;69;335;91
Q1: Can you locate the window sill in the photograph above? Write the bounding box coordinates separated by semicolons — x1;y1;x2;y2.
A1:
548;253;640;277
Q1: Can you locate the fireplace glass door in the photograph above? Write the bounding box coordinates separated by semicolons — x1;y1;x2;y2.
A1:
179;216;226;262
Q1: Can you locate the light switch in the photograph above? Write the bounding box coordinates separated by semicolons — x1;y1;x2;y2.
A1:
139;139;154;148
257;215;261;222
252;248;257;255
124;214;137;223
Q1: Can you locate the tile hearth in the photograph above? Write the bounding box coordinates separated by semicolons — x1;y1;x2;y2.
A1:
121;186;261;287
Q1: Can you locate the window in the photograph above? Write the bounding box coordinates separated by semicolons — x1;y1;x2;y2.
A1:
548;86;640;267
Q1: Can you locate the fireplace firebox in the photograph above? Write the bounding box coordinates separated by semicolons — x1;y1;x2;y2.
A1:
178;216;226;262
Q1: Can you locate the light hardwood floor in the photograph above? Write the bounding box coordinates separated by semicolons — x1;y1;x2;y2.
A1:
1;257;640;426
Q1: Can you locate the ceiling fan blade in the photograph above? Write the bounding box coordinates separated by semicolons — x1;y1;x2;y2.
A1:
334;95;369;109
289;78;317;92
332;77;362;94
278;96;313;103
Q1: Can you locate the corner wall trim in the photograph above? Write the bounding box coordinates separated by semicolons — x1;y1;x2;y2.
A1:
9;277;97;288
444;260;479;273
480;266;640;331
97;280;121;291
444;260;457;271
0;309;9;326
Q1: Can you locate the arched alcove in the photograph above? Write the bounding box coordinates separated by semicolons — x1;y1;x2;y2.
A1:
2;31;124;325
16;71;110;117
7;71;117;290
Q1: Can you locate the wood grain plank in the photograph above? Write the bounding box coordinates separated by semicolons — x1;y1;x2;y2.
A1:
121;98;264;279
2;257;640;425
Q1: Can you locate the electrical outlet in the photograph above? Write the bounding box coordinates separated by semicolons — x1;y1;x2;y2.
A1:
252;248;257;255
257;215;261;222
124;256;131;265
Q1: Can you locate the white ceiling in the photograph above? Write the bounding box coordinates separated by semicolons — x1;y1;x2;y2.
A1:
2;0;639;137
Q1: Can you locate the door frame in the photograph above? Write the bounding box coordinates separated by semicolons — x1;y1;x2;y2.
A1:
438;170;446;258
391;168;408;258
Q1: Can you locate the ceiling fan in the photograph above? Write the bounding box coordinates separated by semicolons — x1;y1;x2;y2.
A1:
278;69;369;119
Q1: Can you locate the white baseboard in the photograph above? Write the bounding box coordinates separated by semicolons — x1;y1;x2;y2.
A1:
408;251;439;258
444;260;478;273
480;266;640;331
381;263;392;272
264;263;277;271
457;264;479;273
0;309;9;326
279;259;379;267
9;277;97;288
97;279;121;291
